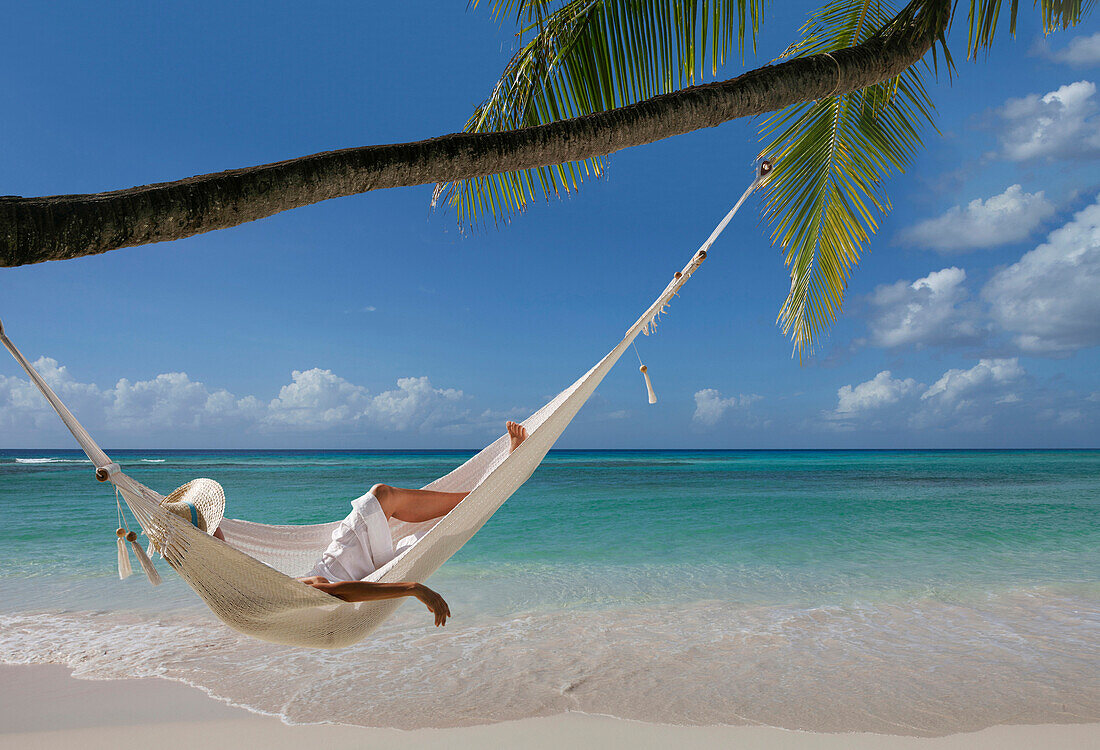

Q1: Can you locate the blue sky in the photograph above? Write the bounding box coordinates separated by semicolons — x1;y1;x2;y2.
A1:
1;1;1099;449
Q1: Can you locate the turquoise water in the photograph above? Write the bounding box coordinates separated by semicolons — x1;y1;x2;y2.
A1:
1;449;1098;734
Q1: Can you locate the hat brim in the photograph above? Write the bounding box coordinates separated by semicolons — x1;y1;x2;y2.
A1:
161;478;226;535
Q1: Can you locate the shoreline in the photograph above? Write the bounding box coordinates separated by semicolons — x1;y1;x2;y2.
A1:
2;664;1098;750
5;448;1100;454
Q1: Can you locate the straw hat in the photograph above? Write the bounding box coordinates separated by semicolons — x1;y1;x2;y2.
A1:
161;478;225;534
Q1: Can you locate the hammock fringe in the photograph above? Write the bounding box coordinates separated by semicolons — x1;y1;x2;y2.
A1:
0;165;768;649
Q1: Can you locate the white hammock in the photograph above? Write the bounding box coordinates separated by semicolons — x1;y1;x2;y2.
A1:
1;166;767;649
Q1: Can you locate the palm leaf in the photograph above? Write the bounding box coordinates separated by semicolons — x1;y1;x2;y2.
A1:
757;0;938;358
438;1;767;226
967;0;1095;58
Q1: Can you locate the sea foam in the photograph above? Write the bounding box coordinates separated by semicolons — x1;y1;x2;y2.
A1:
1;589;1097;735
14;457;90;464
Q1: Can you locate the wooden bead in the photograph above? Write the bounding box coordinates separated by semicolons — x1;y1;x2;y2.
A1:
116;528;126;538
639;365;647;373
125;531;138;543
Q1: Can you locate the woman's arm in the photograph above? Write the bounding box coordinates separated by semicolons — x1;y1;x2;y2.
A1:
298;576;451;626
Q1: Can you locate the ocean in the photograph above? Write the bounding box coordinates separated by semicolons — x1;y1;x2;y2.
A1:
0;449;1097;735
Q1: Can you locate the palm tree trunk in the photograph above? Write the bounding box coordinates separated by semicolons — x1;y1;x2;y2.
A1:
0;0;947;267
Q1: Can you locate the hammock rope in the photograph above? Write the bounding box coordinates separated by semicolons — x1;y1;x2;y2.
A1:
0;163;770;649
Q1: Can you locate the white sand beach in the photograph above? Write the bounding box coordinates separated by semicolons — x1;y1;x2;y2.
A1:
4;1;1100;748
1;665;1097;750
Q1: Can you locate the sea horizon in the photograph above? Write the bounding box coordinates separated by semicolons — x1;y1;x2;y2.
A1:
2;448;1097;735
3;2;1100;747
5;446;1099;453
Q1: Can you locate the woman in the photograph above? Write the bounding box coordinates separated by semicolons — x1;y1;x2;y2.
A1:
290;421;527;627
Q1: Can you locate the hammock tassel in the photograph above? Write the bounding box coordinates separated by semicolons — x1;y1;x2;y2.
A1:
116;528;132;579
128;531;161;586
640;365;657;404
0;163;768;650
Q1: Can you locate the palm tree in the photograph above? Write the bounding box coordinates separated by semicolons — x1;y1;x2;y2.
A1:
442;0;1092;355
0;1;1090;354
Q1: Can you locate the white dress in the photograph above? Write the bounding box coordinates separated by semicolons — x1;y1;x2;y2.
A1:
307;491;395;581
306;490;424;581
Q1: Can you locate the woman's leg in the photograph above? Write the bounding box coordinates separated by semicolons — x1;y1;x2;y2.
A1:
372;483;470;523
373;421;529;524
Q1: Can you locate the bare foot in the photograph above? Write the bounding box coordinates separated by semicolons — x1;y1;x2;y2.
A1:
507;421;528;453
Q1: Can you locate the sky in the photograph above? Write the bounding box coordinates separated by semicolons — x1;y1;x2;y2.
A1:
1;1;1099;450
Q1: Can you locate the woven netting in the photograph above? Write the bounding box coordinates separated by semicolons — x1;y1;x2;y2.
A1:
2;168;762;649
111;250;701;648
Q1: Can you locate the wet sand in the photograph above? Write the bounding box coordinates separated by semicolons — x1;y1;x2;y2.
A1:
2;664;1097;750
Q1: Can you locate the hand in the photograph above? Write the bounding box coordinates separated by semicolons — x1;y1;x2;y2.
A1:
298;576;346;600
415;584;451;627
297;575;331;586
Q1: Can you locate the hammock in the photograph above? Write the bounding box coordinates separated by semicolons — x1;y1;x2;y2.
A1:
1;165;768;649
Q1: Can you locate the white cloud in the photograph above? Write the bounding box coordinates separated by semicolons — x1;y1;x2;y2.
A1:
692;389;761;426
871;194;1100;356
829;360;1029;432
827;360;1100;438
898;185;1055;252
865;267;985;349
982;195;1100;353
1042;31;1100;68
921;358;1024;406
834;371;922;416
0;358;263;433
1;359;479;442
915;358;1025;430
996;80;1100;161
264;371;467;432
110;372;264;429
0;358;109;432
1056;409;1083;424
367;376;464;431
266;368;371;428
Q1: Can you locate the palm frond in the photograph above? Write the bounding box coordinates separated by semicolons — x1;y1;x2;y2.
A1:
439;1;767;226
470;0;559;24
757;0;938;358
967;0;1095;58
